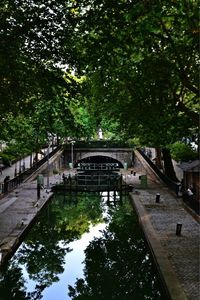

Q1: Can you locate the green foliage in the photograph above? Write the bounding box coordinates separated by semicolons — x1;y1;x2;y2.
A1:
0;152;14;166
169;142;198;162
0;67;93;148
69;98;97;139
76;0;199;145
0;0;199;151
0;0;79;117
0;114;44;155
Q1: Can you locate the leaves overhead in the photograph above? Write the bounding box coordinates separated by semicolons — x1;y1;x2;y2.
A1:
0;0;199;147
74;0;199;144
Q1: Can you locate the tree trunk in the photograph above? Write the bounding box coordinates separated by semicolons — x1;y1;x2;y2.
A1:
155;147;163;169
35;152;39;162
56;134;60;145
162;148;179;182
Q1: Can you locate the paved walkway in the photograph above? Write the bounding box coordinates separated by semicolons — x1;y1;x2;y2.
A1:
0;167;199;300
0;168;75;265
0;148;54;183
123;170;199;300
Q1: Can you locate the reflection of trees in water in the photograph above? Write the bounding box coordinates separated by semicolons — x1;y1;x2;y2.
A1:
69;204;167;300
0;260;46;300
0;262;30;300
0;192;103;299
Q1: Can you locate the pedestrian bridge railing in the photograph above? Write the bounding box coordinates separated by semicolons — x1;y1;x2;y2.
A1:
77;163;120;171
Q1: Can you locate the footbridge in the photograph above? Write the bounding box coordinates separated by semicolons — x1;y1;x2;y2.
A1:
63;141;134;169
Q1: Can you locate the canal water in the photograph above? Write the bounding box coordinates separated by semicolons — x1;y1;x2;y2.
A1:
0;191;168;300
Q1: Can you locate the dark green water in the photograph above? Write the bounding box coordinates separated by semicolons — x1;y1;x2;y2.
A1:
0;191;168;300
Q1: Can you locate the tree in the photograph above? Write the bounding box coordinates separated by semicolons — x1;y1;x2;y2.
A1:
1;0;198;173
74;0;198;121
0;0;80;117
0;65;94;155
70;0;199;179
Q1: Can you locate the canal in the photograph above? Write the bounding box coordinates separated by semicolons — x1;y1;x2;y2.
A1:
0;190;169;300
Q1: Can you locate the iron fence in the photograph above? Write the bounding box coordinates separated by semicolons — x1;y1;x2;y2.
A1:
137;148;180;194
0;145;62;196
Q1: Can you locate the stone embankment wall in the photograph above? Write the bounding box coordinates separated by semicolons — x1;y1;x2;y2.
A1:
133;150;160;182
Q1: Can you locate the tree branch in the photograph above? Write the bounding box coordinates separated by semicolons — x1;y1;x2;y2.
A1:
174;91;199;125
160;20;199;96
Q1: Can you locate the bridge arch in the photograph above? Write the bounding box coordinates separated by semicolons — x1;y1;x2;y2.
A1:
74;154;124;168
64;146;133;168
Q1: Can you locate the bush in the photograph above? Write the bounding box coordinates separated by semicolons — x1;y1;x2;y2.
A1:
169;142;198;162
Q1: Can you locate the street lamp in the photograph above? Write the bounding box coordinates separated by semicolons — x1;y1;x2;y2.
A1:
46;134;51;188
14;161;17;177
47;144;50;188
22;157;26;172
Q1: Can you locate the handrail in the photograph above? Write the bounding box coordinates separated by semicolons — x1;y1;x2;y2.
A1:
0;145;63;196
57;173;123;192
77;162;120;171
137;148;180;193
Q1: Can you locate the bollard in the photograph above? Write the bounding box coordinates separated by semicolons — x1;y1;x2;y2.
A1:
134;172;136;176
176;223;182;236
156;193;160;203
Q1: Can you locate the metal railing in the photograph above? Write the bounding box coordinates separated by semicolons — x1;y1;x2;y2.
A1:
54;173;125;193
0;145;62;196
77;162;120;171
137;148;180;193
75;174;121;186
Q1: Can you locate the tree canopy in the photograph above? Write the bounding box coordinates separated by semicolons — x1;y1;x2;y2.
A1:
74;0;199;145
0;0;199;150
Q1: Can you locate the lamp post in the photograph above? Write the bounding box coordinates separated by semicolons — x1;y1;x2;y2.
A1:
46;134;51;188
23;157;25;172
14;161;17;177
47;144;50;188
18;158;21;174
